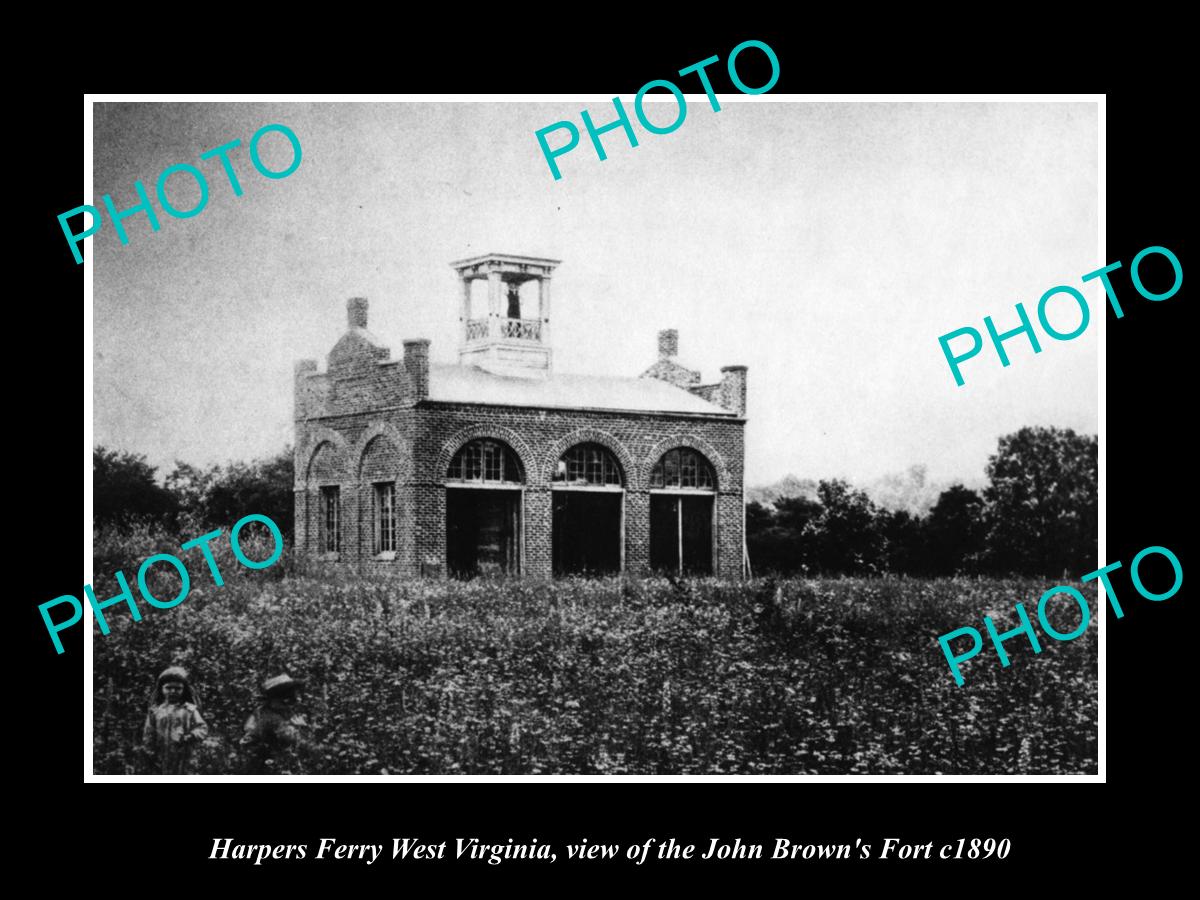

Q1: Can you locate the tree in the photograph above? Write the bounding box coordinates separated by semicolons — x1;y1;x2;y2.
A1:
773;495;823;536
751;495;824;574
814;479;882;574
201;448;295;539
165;460;217;523
747;501;801;575
983;427;1097;576
745;500;775;535
925;484;986;574
881;508;926;574
93;446;178;529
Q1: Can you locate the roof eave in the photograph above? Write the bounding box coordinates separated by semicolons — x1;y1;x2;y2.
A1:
419;397;742;422
448;253;563;269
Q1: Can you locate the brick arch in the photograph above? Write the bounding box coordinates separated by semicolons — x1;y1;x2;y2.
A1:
435;424;538;484
642;435;730;492
297;426;350;487
354;421;410;482
541;428;639;490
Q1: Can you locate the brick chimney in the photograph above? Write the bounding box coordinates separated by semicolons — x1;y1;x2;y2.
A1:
347;296;369;329
293;358;317;417
404;339;430;401
719;365;748;417
657;329;679;359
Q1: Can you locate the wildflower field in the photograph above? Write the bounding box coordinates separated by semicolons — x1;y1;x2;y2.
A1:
92;554;1097;775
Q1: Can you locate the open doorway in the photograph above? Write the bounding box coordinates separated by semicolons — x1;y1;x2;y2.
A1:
447;488;521;578
445;438;525;579
551;442;625;577
650;494;714;575
553;491;622;575
648;447;718;576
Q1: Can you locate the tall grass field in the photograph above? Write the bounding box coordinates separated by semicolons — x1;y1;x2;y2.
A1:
91;547;1096;775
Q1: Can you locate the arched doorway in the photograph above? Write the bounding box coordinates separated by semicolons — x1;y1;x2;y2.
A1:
445;438;524;578
649;447;716;576
552;443;625;576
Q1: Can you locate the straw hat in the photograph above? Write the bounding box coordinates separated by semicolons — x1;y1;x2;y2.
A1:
262;674;305;697
157;665;190;686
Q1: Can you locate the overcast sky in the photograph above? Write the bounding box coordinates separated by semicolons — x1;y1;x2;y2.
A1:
92;100;1098;487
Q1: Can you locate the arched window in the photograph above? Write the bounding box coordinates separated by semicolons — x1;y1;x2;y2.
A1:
553;443;623;487
446;439;524;484
552;443;625;575
649;447;716;491
445;438;524;578
649;447;716;575
361;434;400;559
307;441;344;556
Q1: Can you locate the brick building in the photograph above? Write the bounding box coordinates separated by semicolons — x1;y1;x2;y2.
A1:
293;253;747;578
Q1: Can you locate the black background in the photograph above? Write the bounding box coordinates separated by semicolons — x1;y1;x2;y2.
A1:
21;27;1188;886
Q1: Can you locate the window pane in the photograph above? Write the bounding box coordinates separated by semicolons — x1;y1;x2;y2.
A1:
651;449;715;492
386;484;395;551
375;482;395;553
557;444;622;487
663;451;680;488
484;441;501;481
448;440;522;484
321;486;340;553
681;451;697;488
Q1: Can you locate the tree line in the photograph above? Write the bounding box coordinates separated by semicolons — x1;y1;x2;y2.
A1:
93;446;294;539
747;426;1097;578
93;425;1096;579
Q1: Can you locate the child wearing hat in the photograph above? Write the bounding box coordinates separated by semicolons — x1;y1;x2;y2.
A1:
240;674;311;775
141;666;208;775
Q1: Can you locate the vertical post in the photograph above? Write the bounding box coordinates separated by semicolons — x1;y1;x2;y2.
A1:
459;276;471;331
711;494;719;577
619;490;626;574
676;497;683;577
488;270;502;340
539;276;552;345
742;486;749;579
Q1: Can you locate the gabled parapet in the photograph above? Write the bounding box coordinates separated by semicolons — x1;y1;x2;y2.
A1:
640;328;747;417
294;298;429;420
641;328;702;387
327;297;390;377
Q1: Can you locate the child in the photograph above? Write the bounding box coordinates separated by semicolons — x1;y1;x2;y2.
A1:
141;666;208;775
240;674;311;775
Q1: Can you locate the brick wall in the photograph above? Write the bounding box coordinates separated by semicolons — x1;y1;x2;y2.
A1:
295;315;746;578
296;397;746;579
